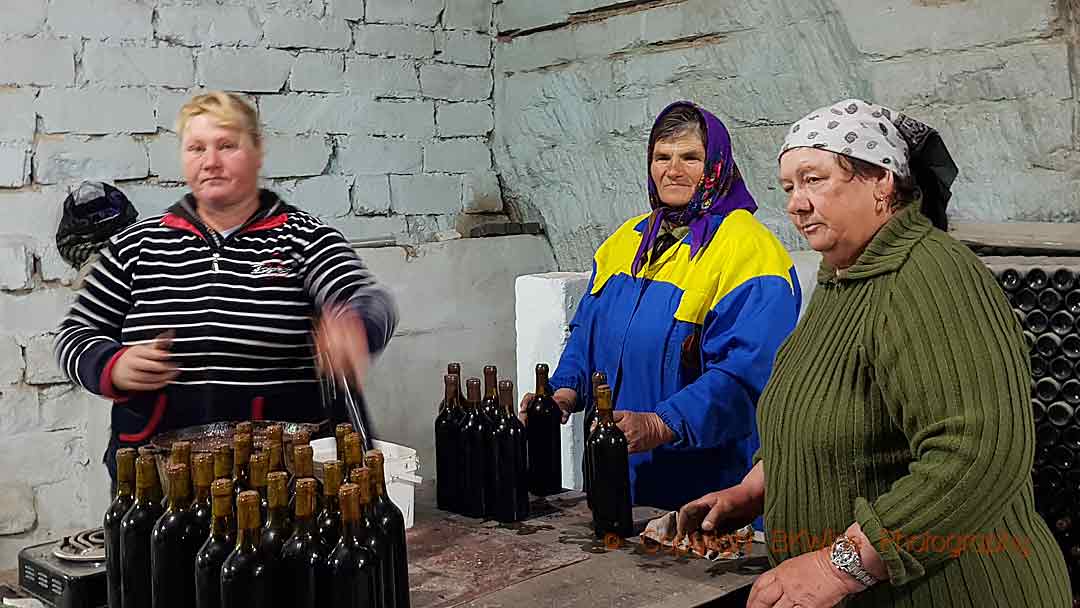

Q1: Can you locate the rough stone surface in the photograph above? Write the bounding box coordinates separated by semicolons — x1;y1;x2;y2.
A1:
0;481;36;536
0;0;47;37
338;136;423;173
37;88;156;135
331;215;408;241
463;170;502;213
445;0;491;32
119;183;186;216
0;287;77;337
25;335;67;386
291;52;345;93
148;133;183;182
199;48;294;92
354;24;436;58
82;44;196;88
262;135;331;177
436;101;493;136
345;57;421;98
328;0;365;20
0;337;24;385
36;137;149;184
0;145;30;188
290;174;352;217
0;240;32;290
157;6;262;47
265;15;352;50
0;90;40;142
352;175;393;214
47;0;153;41
154;89;196;132
0;38;75;86
438;30;491;66
424;138;490;172
390;174;462;214
0;385;38;438
366;0;444;26
420;64;492;100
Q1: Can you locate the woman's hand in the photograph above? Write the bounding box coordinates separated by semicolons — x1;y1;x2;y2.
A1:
676;462;764;541
746;547;863;608
518;388;577;425
613;411;673;453
315;305;370;388
111;331;178;392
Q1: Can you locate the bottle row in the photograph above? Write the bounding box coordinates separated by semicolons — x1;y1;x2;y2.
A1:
1024;331;1080;362
998;267;1080;294
103;423;409;608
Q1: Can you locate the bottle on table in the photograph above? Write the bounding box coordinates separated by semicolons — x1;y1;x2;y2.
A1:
190;453;214;537
279;478;327;608
525;363;563;496
250;451;270;522
350;467;390;607
262;471;293;560
490;379;529;524
317;460;345;552
290;444;323;510
232;433;253;499
586;383;634;539
151;464;202;608
458;377;490;518
481;365;502;424
435;372;464;513
120;455;165;608
584;371;607;511
104;447;136;608
220;491;272;608
366;448;411;608
195;479;236;608
326;483;379;608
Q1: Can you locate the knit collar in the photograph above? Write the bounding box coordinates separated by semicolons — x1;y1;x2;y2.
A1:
817;204;933;285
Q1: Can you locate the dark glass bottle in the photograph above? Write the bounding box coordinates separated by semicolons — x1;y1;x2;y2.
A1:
120;455;165;608
266;424;285;475
1032;356;1050;379
165;441;193;510
280;478;326;608
1064;335;1080;360
236;421;254;436
190;454;214;537
1027;268;1049;291
317;460;344;552
151;464;202;608
349;467;390;608
335;423;353;465
262;471;293;560
1026;310;1050;334
1064;379;1080;406
435;372;462;513
1049;402;1076;428
294;429;311;447
525;363;562;496
1052;268;1076;292
214;445;233;483
1017;289;1039;313
448;362;465;403
458;377;490;518
105;447;136;608
481;365;502;424
584;371;607;511
195;479;236;608
1037;377;1062;403
1051;356;1075;381
1036;333;1063;359
490;379;529;523
290;445;322;510
327;483;379;607
250;450;270;522
1034;399;1048;425
587;384;633;539
220;491;272;608
1051;311;1076;337
999;268;1022;292
1041;288;1064;313
366;449;410;608
1066;289;1080;316
232;433;253;499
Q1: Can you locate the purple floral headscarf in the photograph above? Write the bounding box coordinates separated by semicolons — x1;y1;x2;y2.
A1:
632;101;758;276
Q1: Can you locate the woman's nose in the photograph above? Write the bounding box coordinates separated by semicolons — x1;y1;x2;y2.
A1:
203;148;221;167
786;189;811;215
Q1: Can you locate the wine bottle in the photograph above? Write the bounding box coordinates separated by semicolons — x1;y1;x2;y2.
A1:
481;365;502;424
121;455;165;608
587;384;633;539
366;449;410;608
1064;335;1080;360
1027;268;1049;291
490;379;529;523
1066;289;1080;316
317;460;344;552
1026;310;1050;334
998;268;1022;292
263;472;293;558
1049;402;1076;428
458;377;490;518
221;491;272;607
105;447;136;608
280;478;326;608
343;432;364;479
1037;378;1062;403
167;441;193;508
1032;356;1050;379
1041;288;1064;313
250;450;270;522
585;371;607;511
290;445;322;510
1036;333;1063;359
479;375;501;518
1051;311;1076;337
214;445;233;482
349;467;390;608
1017;289;1039;313
326;483;379;607
190;453;214;541
195;479;236;608
1052;268;1076;292
137;446;163;506
525;363;562;496
236;421;254;436
335;423;353;465
1064;379;1080;406
151;464;202;608
266;425;285;475
1034;399;1048;425
232;433;253;499
1051;356;1075;381
435;373;462;513
448;362;465;403
294;429;311;447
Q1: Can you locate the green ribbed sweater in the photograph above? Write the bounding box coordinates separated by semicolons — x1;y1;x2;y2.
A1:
757;207;1071;607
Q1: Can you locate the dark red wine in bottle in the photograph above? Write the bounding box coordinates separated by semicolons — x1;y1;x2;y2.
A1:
526;363;562;496
366;449;410;608
316;460;344;552
262;471;293;560
279;478;326;608
250;450;269;523
584;371;607;511
195;479;236;608
491;379;529;523
458;377;490;518
232;433;253;500
120;455;165;608
190;454;214;538
326;483;379;608
220;491;272;608
105;448;136;608
289;445;322;512
435;373;463;513
587;384;633;539
481;365;502;425
151;464;202;608
349;467;390;608
999;268;1022;292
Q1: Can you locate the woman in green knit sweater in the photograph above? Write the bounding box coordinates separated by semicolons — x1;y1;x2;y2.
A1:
676;99;1072;607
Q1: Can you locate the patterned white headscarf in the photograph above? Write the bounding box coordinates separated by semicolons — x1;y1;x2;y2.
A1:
778;99;911;179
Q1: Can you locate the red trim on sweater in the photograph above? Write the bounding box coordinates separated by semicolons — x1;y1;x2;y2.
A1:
161;213;205;238
100;347;131;402
117;394;168;443
240;214;288;234
251;396;266;421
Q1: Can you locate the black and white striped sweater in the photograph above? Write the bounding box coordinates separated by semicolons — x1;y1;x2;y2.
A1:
54;190;398;448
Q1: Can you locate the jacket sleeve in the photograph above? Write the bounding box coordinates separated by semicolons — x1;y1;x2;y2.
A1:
53;240;134;398
299;223;399;355
853;244;1034;586
548;265;598;410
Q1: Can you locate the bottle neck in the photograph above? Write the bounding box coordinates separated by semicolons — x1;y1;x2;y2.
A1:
212;513;235;537
597;407;614;424
193;484;211;502
134;484;155;504
236;525;259;551
322;494;340;511
168;492;192;512
535;372;549;396
115;480;134;501
267;505;289;527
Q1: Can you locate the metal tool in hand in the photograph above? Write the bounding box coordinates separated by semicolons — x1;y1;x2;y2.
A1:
319;348;374;453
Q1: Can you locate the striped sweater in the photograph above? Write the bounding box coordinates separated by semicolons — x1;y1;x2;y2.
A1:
54;190;398;449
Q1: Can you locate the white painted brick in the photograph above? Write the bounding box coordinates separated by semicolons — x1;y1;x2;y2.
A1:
352;175;391;214
266;15;351;49
391;174;462;214
328;0;364;20
260;94;350;133
118;183;185;217
438;30;490;67
35;476;91;532
37;88;156;135
338;137;422;173
0;287;77;337
0;482;36;536
40;385;99;431
0;145;30;188
367;0;444;26
154;89;194;131
463;170;502;213
47;0;153;40
436;102;492;136
331;214;407;241
354;24;435;58
345;57;420;98
0;0;46;37
445;0;490;32
0;90;36;142
262;135;331;177
260;94;431;137
420;64;492;100
199;48;293;93
356;101;435;138
253;0;324;16
0;38;75;86
148;133;183;182
291;52;345;93
403;214;456;243
35;137;149;185
82;44;195;88
0;239;32;290
2;187;67;245
0;385;40;437
424;138;490;172
39;244;79;285
290;174;352;218
0;337;24;385
157;6;261;47
26;335;67;385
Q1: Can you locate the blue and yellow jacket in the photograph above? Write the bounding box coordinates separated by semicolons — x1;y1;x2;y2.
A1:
550;209;801;512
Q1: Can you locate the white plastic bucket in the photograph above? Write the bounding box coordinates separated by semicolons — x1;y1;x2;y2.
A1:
311;437;423;529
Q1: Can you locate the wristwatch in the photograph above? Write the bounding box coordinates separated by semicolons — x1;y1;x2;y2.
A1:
829;536;880;588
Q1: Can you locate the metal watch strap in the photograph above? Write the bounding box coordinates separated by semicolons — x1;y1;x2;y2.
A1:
830;536;880;588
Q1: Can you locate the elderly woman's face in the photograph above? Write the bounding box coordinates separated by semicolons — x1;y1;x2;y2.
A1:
779;147;894;269
181;114;262;208
651;131;706;208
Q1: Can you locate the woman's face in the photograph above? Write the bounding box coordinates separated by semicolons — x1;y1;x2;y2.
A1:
778;147;894;269
181;114;262;208
651;131;706;208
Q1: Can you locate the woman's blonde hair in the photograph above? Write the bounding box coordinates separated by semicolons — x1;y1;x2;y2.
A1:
176;91;262;148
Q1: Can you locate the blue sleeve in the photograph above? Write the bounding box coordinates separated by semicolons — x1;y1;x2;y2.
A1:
548;265;598;411
654;271;800;450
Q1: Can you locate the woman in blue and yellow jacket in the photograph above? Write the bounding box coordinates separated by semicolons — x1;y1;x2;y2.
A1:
534;102;802;512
